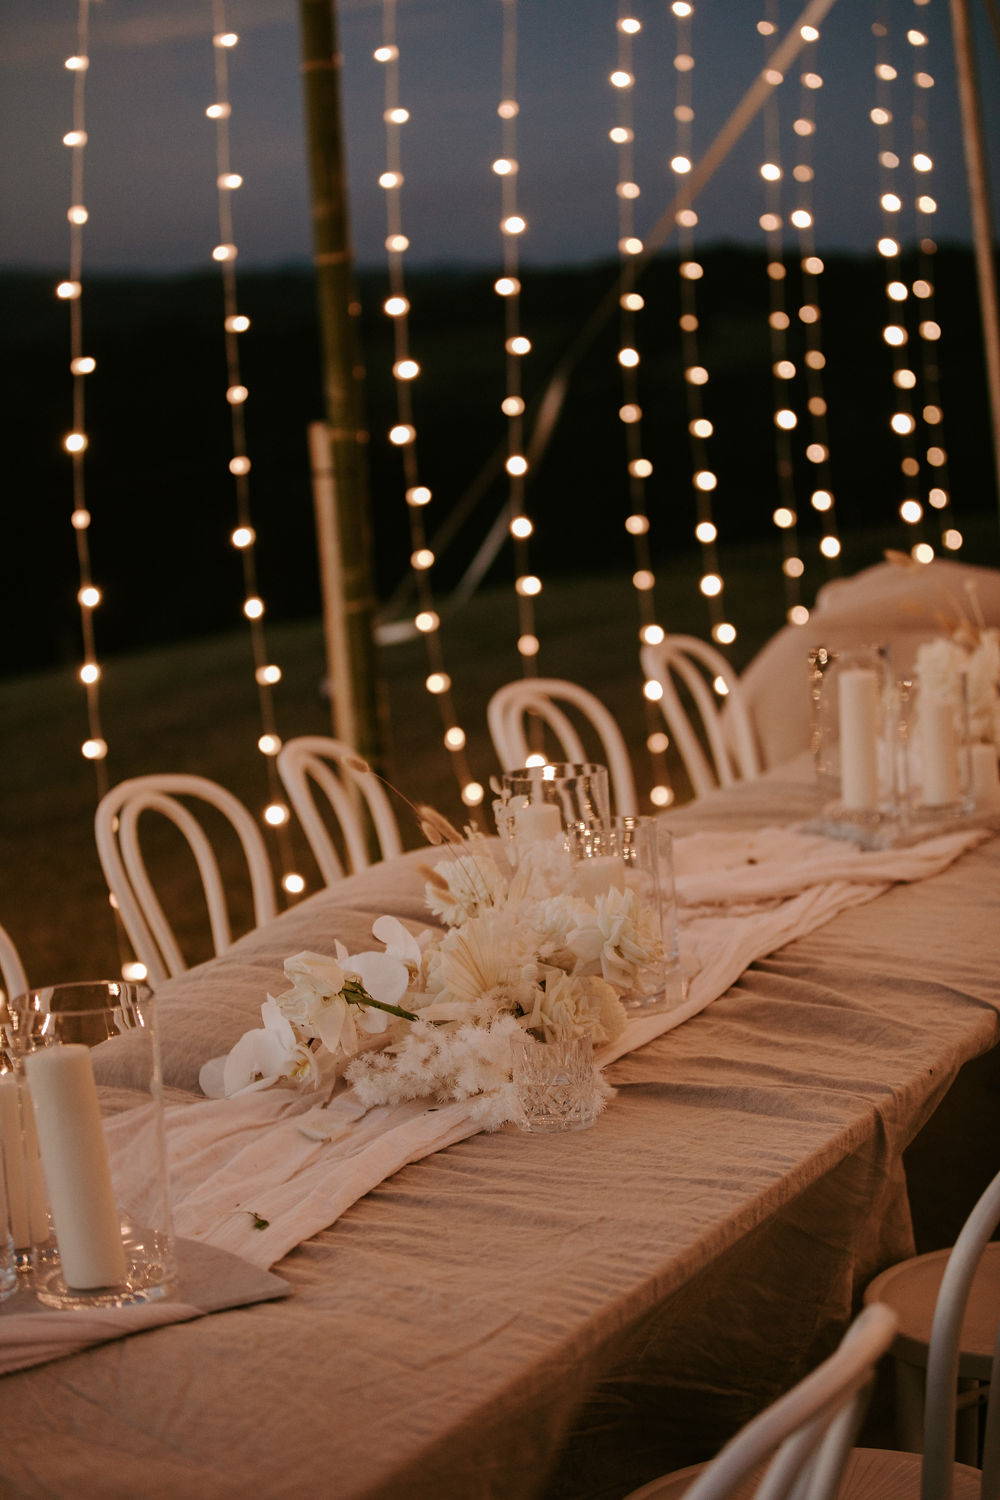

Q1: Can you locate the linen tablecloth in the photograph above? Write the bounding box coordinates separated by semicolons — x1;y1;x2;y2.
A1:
1;775;998;1500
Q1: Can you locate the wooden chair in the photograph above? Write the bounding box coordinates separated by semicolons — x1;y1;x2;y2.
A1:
862;1166;1000;1495
624;1303;898;1500
0;922;28;1003
276;736;402;887
95;774;278;987
629;1170;1000;1499
640;636;760;799
486;678;638;815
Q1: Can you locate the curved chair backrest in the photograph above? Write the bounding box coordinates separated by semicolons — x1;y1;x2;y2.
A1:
487;679;638;816
0;922;28;1003
640;636;760;799
276;736;403;887
95;774;278;987
679;1303;898;1500
921;1166;1000;1500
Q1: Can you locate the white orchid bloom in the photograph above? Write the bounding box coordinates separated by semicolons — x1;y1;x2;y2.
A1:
203;998;319;1099
372;915;423;971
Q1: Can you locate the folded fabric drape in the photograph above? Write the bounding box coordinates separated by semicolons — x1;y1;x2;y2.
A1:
117;822;985;1272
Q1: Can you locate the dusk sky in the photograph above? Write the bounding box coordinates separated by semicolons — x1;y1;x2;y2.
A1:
2;0;998;274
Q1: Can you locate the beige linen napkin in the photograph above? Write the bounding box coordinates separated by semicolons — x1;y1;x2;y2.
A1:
0;1236;290;1375
111;822;985;1272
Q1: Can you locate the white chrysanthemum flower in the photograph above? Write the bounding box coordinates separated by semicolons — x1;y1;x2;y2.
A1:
567;885;664;992
424;851;508;925
530;893;596;970
534;971;627;1046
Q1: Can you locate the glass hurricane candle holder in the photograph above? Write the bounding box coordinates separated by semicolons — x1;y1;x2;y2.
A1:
8;981;175;1310
809;644;899;822
565;815;681;1014
898;673;971;820
495;762;611;846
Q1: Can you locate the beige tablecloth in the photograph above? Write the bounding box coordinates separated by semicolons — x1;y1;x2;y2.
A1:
2;776;998;1500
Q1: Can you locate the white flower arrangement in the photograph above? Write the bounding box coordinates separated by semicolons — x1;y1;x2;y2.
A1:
203;802;666;1129
889;552;1000;746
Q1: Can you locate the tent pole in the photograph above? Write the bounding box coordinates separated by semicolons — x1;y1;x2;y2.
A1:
949;0;1000;517
298;0;383;763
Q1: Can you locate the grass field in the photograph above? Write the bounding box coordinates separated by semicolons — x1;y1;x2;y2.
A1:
3;520;998;990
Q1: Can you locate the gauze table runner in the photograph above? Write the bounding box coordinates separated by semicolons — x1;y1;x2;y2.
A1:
117;821;986;1271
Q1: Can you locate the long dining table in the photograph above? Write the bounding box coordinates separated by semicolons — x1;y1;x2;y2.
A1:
2;770;999;1499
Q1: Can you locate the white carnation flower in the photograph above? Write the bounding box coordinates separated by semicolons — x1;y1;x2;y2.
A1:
567;885;664;993
534;971;627;1046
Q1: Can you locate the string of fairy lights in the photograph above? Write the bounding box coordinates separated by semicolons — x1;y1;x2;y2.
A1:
608;6;673;810
758;7;811;628
59;2;147;980
58;2;109;781
869;1;959;563
374;0;483;810
495;0;543;680
206;3;303;893
668;0;735;652
900;0;962;555
787;23;843;577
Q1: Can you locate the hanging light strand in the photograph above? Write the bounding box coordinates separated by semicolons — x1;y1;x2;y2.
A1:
906;2;961;554
608;7;672;810
376;1;482;809
871;8;933;565
758;9;809;628
208;3;300;888
670;0;735;654
61;3;111;778
496;0;541;673
789;26;842;572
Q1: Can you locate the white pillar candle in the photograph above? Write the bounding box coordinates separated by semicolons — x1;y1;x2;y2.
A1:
920;699;960;806
969;742;1000;810
20;1085;51;1243
24;1045;127;1290
0;1075;31;1250
838;668;880;810
513;801;562;843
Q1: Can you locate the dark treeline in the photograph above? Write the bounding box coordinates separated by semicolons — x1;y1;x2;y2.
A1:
2;246;995;676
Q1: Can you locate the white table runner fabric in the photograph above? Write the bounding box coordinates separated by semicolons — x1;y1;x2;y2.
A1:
130;822;985;1271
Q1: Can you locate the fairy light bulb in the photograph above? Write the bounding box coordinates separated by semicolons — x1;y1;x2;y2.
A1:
263;802;290;827
258;734;281;756
282;874;306;896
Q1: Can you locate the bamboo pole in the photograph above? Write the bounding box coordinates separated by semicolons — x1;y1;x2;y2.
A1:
949;0;1000;516
298;0;383;763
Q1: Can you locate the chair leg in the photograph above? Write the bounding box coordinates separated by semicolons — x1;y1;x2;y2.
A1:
954;1379;985;1467
894;1359;926;1453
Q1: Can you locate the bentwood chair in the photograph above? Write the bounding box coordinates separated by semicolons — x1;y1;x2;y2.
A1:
487;678;638;815
0;922;28;1003
862;1166;1000;1492
95;774;278;987
625;1303;899;1500
640;636;760;799
277;736;402;886
630;1171;1000;1499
